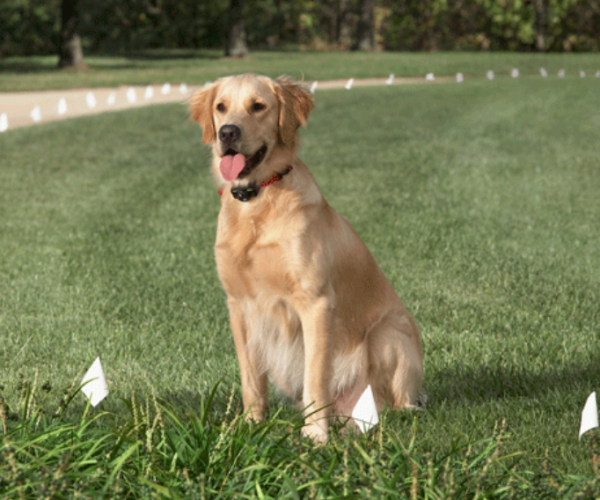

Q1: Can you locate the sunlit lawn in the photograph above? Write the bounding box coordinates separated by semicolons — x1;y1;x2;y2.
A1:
1;49;599;91
1;74;599;497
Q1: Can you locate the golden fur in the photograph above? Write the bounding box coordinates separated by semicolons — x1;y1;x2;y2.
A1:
190;74;423;441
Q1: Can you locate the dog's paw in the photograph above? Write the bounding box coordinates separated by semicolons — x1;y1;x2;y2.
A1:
243;407;267;422
414;390;430;411
302;421;328;442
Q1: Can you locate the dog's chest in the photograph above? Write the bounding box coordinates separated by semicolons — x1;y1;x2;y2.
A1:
215;213;296;301
215;211;306;397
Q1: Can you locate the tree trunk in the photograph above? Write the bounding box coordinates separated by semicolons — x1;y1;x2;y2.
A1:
534;0;546;51
226;0;248;57
353;0;375;51
334;0;352;49
58;0;84;68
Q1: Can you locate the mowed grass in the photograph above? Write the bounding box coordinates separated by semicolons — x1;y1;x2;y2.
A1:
1;49;600;92
1;77;600;497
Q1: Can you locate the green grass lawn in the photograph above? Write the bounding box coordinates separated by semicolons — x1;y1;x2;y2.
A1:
1;49;600;92
1;76;599;497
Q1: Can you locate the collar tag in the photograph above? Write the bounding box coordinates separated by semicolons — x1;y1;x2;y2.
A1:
231;183;259;202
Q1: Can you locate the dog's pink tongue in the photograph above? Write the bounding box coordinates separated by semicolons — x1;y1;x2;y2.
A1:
219;154;246;181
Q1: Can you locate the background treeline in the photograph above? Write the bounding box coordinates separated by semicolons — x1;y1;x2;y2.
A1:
1;0;599;57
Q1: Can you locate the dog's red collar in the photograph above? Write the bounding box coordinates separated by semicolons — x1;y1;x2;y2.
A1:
218;166;293;201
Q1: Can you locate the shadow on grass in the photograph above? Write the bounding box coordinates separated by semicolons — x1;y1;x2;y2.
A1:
430;354;600;405
0;49;222;74
0;61;59;73
112;48;222;61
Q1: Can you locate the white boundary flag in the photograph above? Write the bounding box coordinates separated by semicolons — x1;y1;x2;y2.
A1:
58;98;67;115
86;92;97;109
81;357;109;407
580;392;598;440
126;87;137;104
352;385;379;433
0;113;8;132
31;106;41;122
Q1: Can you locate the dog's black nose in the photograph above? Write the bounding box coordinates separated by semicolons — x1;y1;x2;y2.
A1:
218;125;242;145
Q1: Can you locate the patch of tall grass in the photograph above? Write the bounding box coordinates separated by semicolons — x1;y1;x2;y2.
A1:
1;379;598;499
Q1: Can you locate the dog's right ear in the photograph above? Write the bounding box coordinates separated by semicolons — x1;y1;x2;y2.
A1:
189;82;219;144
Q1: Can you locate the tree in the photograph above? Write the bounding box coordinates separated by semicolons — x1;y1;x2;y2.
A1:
226;0;248;57
321;0;353;48
353;0;374;50
534;0;547;51
58;0;84;68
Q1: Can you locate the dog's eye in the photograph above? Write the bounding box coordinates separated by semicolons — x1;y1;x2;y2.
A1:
216;103;226;112
251;102;266;112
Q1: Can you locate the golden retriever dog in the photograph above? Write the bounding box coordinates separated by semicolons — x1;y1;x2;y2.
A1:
190;74;423;441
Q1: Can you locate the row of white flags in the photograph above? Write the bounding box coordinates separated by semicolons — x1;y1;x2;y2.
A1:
80;356;597;438
0;83;188;132
331;67;600;92
1;69;599;131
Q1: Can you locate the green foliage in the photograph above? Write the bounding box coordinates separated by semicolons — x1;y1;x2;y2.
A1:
79;0;229;53
0;0;61;56
1;0;599;56
380;0;600;51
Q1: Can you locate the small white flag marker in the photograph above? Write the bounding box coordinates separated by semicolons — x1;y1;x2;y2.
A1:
540;67;548;78
179;83;188;94
126;87;137;104
386;74;394;85
81;357;109;407
425;73;435;82
107;92;116;105
580;392;599;440
486;70;495;81
511;68;519;78
0;113;8;132
31;106;41;123
58;98;67;115
596;70;600;78
345;78;354;90
144;85;154;99
352;385;379;433
456;73;464;83
310;81;318;94
86;92;97;109
579;71;586;78
161;83;171;95
558;69;565;78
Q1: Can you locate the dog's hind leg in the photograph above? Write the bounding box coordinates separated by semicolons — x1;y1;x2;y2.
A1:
367;312;423;411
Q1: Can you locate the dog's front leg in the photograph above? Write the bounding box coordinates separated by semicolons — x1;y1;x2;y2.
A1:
227;298;268;421
298;297;333;442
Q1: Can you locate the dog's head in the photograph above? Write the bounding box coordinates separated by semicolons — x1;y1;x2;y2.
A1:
190;74;314;184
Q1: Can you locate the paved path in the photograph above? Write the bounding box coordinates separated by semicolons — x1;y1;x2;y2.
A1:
0;76;448;132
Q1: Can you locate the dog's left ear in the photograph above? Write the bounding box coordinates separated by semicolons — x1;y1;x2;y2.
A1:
274;76;315;148
189;82;219;144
